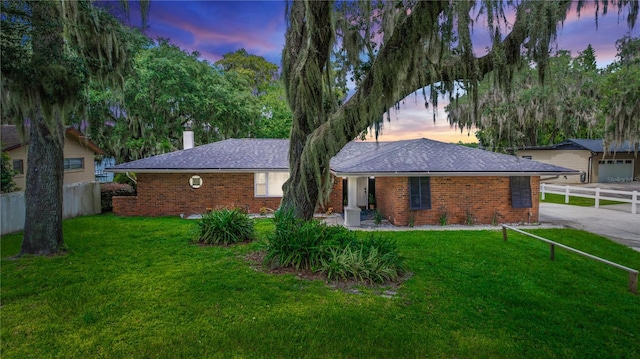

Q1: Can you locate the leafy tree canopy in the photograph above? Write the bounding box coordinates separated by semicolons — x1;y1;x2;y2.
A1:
215;48;279;95
85;38;260;163
280;0;638;219
447;36;640;152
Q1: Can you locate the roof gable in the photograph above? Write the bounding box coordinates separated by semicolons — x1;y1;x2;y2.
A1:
1;125;104;154
331;138;577;175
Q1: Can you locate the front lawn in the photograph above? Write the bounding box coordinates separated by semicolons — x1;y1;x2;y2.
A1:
540;192;626;206
2;215;639;358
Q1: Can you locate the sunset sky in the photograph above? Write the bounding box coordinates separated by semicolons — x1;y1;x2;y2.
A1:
130;1;638;143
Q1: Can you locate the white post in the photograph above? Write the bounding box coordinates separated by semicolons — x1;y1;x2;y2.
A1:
344;177;362;227
565;186;570;204
595;187;600;209
541;183;546;200
632;191;637;215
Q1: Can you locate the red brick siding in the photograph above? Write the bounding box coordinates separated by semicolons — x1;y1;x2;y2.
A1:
113;173;345;217
321;176;344;214
375;176;539;226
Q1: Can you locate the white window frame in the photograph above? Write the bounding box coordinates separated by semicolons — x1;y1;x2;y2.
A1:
64;158;84;171
254;172;289;197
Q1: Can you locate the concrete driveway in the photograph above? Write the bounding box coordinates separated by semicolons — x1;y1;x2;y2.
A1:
539;202;640;252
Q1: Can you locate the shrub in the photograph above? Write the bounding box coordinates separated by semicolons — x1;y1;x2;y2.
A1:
437;206;449;226
100;183;135;213
265;209;407;283
0;151;19;193
373;210;384;225
195;208;255;245
264;209;352;270
114;172;137;191
320;235;407;283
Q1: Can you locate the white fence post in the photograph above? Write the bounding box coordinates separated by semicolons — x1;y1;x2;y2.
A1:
565;186;570;204
595;188;600;209
541;183;546;200
633;191;638;215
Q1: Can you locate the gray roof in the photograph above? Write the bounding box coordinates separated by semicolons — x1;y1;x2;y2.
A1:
108;139;289;172
108;137;578;176
520;138;636;153
331;138;578;175
568;139;635;153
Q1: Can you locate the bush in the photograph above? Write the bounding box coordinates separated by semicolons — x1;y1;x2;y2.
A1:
113;172;137;192
1;151;19;193
100;183;135;213
264;209;347;270
320;235;407;283
195;208;255;245
264;209;406;283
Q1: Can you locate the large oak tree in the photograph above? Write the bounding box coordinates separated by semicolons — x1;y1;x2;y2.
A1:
1;0;147;255
280;0;638;220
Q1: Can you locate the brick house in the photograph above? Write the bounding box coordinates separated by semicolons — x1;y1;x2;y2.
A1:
107;137;577;226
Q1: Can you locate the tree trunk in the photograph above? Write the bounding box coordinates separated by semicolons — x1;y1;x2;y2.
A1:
21;1;66;256
21;109;65;256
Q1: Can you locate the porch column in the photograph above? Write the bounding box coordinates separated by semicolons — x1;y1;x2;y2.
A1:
344;176;361;227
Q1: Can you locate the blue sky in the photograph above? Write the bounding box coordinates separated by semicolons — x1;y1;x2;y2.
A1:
132;1;639;143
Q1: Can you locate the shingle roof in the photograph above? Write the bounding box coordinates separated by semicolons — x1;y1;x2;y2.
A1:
568;139;635;153
109;137;577;176
1;125;104;154
1;125;26;151
331;138;578;175
519;138;636;153
109;138;289;172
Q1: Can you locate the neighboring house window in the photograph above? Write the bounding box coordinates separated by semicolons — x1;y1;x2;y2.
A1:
409;177;431;210
64;158;84;171
521;155;532;159
12;159;24;175
510;176;532;208
255;172;289;197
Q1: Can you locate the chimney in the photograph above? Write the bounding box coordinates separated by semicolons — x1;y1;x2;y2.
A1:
183;130;194;150
183;121;194;150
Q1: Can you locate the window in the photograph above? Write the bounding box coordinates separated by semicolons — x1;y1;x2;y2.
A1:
189;175;203;189
64;158;84;171
255;172;289;197
510;176;532;208
409;177;431;210
12;159;24;175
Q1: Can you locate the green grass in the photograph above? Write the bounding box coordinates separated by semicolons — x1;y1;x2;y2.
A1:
2;215;639;358
541;192;626;206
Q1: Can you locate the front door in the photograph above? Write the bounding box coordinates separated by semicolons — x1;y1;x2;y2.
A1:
357;177;368;207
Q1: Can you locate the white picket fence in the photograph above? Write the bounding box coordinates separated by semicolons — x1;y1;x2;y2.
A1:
540;183;639;214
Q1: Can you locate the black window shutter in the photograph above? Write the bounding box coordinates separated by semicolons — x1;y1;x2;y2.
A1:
409;178;421;209
420;177;431;209
511;177;532;208
409;177;431;210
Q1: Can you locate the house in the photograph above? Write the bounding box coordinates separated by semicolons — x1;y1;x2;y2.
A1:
107;137;578;227
517;139;639;184
1;125;105;190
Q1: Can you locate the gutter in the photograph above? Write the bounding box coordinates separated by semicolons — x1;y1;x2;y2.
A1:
330;171;581;177
105;168;290;174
